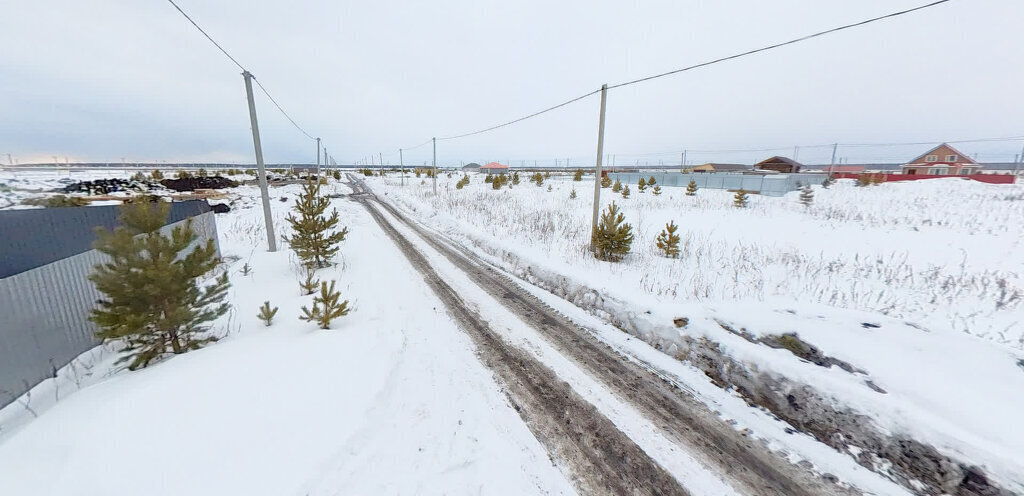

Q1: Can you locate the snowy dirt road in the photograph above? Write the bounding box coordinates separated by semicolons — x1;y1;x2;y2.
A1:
349;175;847;496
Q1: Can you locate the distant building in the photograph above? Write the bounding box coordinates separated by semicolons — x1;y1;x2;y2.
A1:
823;165;865;174
687;163;751;173
480;162;509;174
901;143;981;175
754;156;802;174
462;162;481;172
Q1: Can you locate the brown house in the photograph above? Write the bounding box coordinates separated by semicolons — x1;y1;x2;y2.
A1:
754;156;802;174
686;163;751;173
902;143;980;175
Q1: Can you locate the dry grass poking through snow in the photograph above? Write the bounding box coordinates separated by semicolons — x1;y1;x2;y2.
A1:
374;174;1024;349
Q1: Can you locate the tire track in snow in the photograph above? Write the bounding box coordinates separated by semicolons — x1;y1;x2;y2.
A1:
351;176;849;496
349;180;689;496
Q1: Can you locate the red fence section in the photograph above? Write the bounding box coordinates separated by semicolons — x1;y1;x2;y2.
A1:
832;173;1016;184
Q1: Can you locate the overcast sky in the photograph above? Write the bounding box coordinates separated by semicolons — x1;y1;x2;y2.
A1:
2;0;1022;166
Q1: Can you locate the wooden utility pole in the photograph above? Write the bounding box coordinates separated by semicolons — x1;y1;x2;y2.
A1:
399;148;404;186
242;71;277;252
829;143;838;176
316;137;321;176
590;84;608;248
432;138;437;195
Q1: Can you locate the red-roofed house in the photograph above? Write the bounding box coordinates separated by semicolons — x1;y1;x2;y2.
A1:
902;143;980;176
480;162;509;174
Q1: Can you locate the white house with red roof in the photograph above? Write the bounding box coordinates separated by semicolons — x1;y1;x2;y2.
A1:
479;162;509;174
902;143;981;176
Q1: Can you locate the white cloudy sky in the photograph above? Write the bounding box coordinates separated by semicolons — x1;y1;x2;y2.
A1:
1;0;1022;166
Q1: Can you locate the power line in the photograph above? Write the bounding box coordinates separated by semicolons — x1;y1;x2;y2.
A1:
252;77;315;140
164;0;245;72
607;0;953;90
165;0;316;142
437;88;602;141
415;0;951;149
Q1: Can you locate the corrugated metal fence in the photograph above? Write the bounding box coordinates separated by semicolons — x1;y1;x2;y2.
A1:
0;202;218;409
608;172;827;197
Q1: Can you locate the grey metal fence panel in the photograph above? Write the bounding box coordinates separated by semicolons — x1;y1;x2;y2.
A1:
0;201;211;278
0;211;219;409
608;172;827;197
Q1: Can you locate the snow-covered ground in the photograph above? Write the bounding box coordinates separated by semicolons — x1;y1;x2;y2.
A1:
0;173;577;495
368;172;1024;492
2;168;1022;494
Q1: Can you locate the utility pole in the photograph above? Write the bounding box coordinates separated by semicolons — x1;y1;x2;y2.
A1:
1015;144;1024;177
316;137;321;176
242;71;277;252
793;146;800;161
590;84;608;248
399;148;405;186
432;138;438;195
829;143;838;176
379;152;383;171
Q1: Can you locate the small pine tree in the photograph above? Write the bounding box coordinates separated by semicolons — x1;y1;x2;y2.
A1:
569;188;577;199
592;202;634;262
512;171;521;185
285;181;349;269
655;221;681;258
652;185;662;196
870;173;885;186
621;185;631;198
484;174;493;183
414;168;422;178
799;184;814;208
89;202;230;370
240;262;252;275
638;177;647;192
544;171;551;179
300;280;350;329
733;189;749;208
856;174;871;187
612;179;622;192
821;175;835;189
150;169;164;180
299;271;320;295
257;301;278;326
197;168;208;177
547;184;552;192
532;172;544;186
492;175;505;189
456;174;469;189
332;170;341;180
648;176;656;187
600;175;612;188
573;169;584;181
685;179;698;196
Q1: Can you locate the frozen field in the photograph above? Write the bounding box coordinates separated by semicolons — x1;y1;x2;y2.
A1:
372;173;1024;349
367;171;1024;491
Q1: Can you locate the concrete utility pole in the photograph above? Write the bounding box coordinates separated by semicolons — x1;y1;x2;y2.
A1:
399;148;405;186
432;137;437;195
829;143;838;176
379;153;383;171
316;137;321;176
590;84;609;248
242;71;277;252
